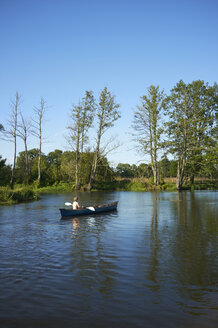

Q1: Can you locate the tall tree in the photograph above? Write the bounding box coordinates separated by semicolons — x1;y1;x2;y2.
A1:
166;80;217;189
67;91;95;189
3;92;22;188
166;80;192;189
17;113;32;185
88;87;120;190
132;85;166;185
67;103;82;189
80;91;96;153
32;97;47;187
187;81;217;184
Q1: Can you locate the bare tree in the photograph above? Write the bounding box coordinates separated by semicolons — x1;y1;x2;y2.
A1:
3;92;22;188
32;97;47;186
17;113;32;185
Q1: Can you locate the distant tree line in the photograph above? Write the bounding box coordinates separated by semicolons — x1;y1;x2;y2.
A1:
0;80;217;190
0;149;114;188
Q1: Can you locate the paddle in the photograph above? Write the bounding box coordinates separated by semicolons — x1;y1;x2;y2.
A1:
65;202;95;211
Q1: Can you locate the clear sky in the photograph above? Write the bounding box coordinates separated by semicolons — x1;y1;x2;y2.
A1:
0;0;217;166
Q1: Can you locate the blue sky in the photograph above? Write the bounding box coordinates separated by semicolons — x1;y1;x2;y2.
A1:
0;0;217;165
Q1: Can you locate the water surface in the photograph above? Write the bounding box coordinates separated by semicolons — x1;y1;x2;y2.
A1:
0;191;217;327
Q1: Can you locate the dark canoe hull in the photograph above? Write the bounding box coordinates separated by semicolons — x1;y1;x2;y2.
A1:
60;201;118;218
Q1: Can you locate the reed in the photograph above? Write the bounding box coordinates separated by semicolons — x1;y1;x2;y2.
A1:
0;186;38;205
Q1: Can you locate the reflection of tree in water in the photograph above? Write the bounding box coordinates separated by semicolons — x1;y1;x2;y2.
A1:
147;192;160;292
170;191;218;308
69;215;118;298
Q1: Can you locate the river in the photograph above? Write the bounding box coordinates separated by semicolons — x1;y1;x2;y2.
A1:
0;191;217;328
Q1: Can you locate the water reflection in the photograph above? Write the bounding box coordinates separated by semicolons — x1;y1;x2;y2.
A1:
169;192;218;314
71;218;79;236
0;191;217;327
147;192;160;293
66;213;119;298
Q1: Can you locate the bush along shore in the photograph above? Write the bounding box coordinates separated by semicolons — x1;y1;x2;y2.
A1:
0;178;217;205
0;187;39;205
38;178;217;193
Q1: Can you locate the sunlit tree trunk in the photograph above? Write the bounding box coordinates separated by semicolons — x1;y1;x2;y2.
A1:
33;97;47;187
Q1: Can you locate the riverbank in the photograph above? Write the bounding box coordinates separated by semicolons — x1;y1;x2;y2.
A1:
0;187;39;205
0;178;217;205
37;178;217;193
93;177;218;192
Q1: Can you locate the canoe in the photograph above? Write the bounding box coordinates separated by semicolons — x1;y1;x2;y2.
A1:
59;201;118;218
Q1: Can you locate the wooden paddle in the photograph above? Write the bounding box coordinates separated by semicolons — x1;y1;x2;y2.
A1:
65;202;95;211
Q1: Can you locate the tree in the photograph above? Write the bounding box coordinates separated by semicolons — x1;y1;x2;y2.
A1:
3;92;22;188
187;81;217;184
132;85;166;185
166;80;217;189
0;155;11;186
80;91;96;153
32;97;47;187
17;113;32;184
165;81;192;189
67;91;95;189
116;163;137;178
88;87;120;190
47;149;63;184
60;151;76;182
137;163;153;178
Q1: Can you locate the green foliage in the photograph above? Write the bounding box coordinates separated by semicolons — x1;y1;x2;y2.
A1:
89;87;121;190
0;155;11;186
132;85;167;185
116;163;138;178
165;80;218;189
0;186;38;204
0;82;217;194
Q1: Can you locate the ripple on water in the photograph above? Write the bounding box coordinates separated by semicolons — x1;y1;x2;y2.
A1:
0;191;217;328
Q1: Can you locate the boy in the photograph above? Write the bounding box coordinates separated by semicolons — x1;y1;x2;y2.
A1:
72;197;80;209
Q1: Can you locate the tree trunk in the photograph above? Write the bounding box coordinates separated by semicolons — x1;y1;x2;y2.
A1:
38;131;41;186
88;150;98;191
176;159;185;190
190;174;194;185
10;134;16;189
152;165;158;186
24;140;29;185
75;127;80;190
88;128;101;191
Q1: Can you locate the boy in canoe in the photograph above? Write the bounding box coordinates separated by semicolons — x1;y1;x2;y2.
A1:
72;197;81;209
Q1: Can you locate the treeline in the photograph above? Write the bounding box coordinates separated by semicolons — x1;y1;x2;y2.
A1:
0;150;216;190
0;80;217;191
0;149;114;189
0;87;120;190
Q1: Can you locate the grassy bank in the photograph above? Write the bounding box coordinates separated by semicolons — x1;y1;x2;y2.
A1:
0;186;39;205
0;178;217;205
94;177;218;192
37;182;74;193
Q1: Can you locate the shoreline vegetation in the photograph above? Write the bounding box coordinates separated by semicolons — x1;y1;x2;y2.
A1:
1;81;217;204
0;186;39;205
0;178;217;205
